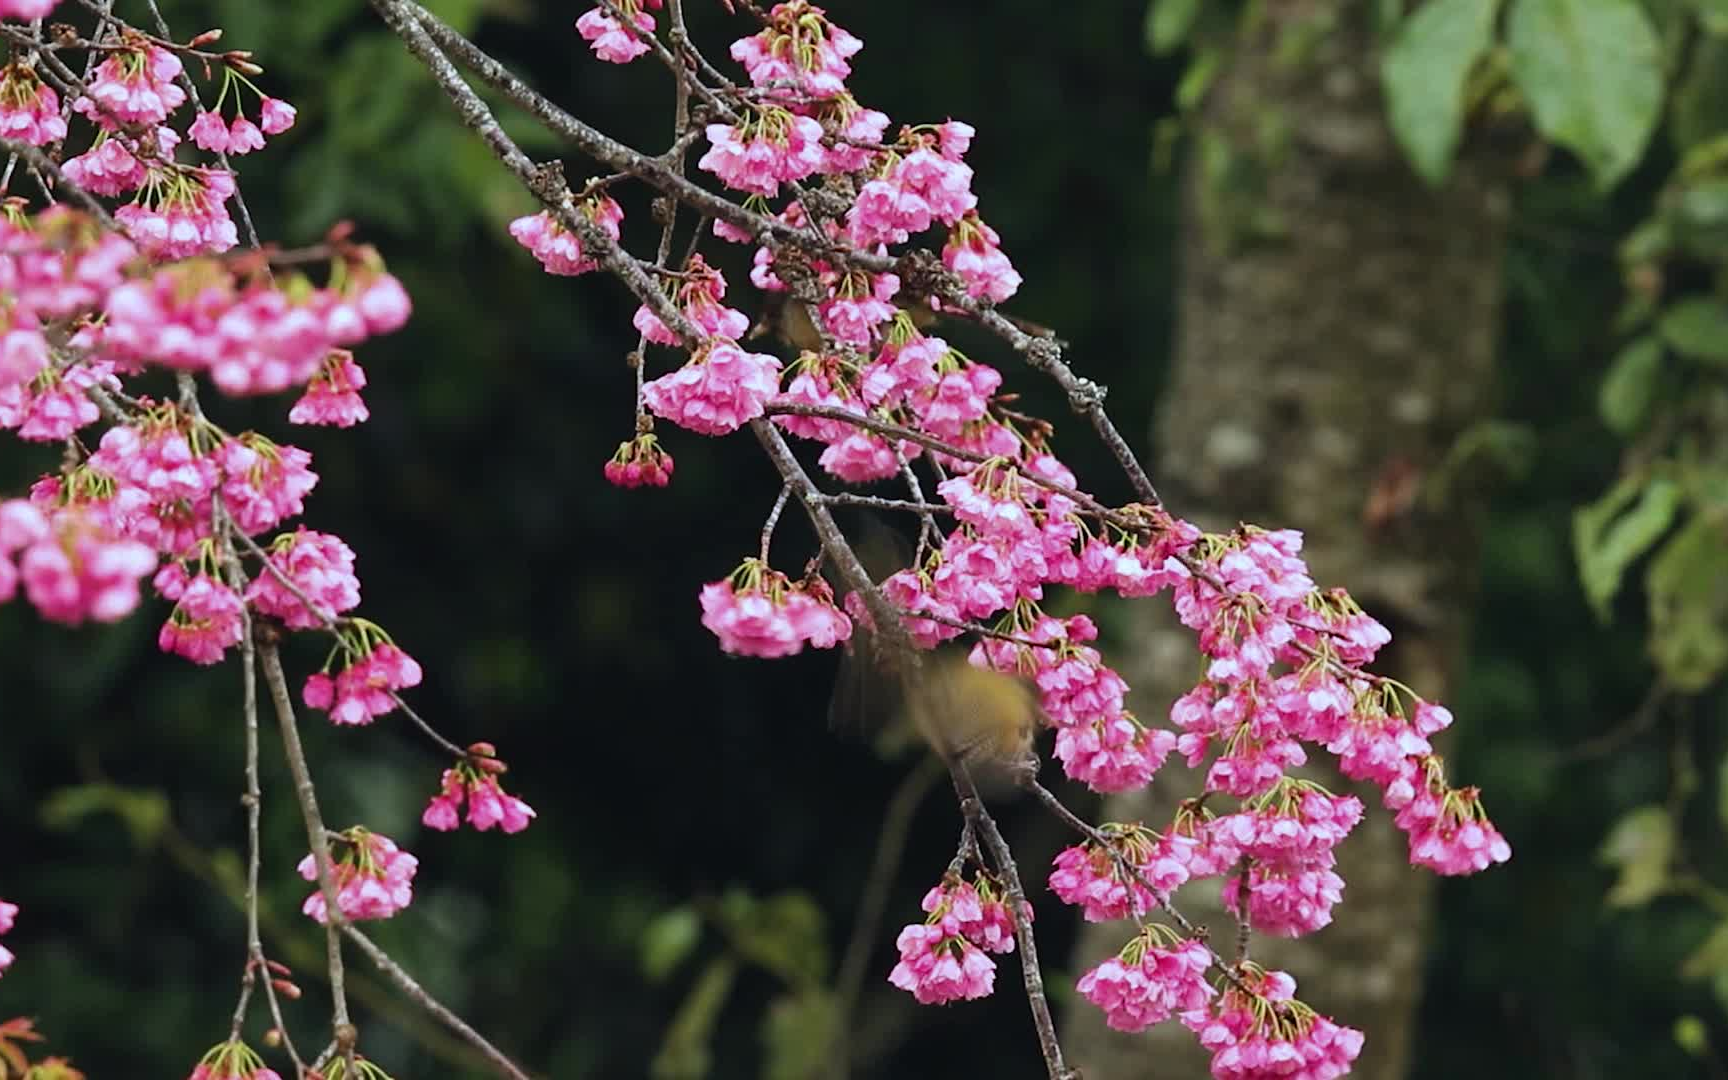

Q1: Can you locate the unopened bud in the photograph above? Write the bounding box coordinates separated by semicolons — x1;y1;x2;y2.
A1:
188;28;223;47
272;978;302;1000
263;1027;282;1047
467;741;497;758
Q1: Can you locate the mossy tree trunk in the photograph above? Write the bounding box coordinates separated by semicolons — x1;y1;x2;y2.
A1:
1062;6;1511;1078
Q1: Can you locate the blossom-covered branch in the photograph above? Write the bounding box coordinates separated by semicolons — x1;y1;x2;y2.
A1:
0;1;1512;1079
357;2;1510;1077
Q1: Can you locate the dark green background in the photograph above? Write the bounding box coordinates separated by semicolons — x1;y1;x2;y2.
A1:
0;2;1719;1077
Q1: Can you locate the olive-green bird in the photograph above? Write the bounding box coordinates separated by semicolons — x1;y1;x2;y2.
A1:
826;516;1043;781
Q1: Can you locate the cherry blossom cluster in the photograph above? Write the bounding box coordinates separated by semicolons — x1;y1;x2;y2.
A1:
699;557;851;657
576;0;663;65
302;621;424;726
507;190;622;277
0;899;15;979
1184;966;1364;1079
1077;924;1214;1033
296;826;418;925
603;432;675;488
422;743;537;834
888;874;1024;1005
186;1039;282;1080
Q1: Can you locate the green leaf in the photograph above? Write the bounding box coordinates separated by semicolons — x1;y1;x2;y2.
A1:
1146;0;1203;54
1683;921;1728;979
1599;335;1665;435
1697;0;1728;33
1381;0;1502;185
1659;298;1728;362
1646;514;1728;690
1671;37;1728;149
1675;1015;1712;1057
641;906;702;983
762;991;840;1080
1573;472;1682;619
720;891;829;988
1598;804;1674;907
1175;46;1223;111
650;956;737;1080
1506;0;1664;188
39;783;169;849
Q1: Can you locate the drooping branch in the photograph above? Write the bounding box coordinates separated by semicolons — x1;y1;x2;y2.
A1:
258;635;356;1062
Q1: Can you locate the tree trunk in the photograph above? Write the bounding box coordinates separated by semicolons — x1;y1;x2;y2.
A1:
1062;5;1510;1078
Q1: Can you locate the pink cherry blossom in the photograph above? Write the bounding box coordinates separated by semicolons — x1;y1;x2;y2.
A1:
7;501;156;625
1048;838;1159;923
729;1;862;99
219;433;318;536
604;433;675;488
818;432;906;484
75;42;186;128
0;898;15;978
642;340;781;436
0;62;66;146
0;361;109;441
1078;934;1213;1032
157;572;245;665
422;747;537;834
0;324;48;390
297;827;418;924
631;255;749;344
290;350;370;427
1183;968;1365;1079
0;0;60;17
302;638;423;726
226;114;265;155
887;921;995;1005
818;270;899;347
577;3;658;64
245;527;360;628
943;212;1021;303
189;110;231;153
699;558;851;657
698;109;826;196
508;195;623;276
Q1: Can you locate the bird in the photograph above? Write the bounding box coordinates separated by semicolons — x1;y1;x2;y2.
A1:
825;516;1043;783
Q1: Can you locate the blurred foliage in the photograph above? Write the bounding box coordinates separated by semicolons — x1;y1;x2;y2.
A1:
0;0;1724;1077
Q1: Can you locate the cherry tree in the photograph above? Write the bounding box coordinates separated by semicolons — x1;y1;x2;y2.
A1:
0;1;1510;1077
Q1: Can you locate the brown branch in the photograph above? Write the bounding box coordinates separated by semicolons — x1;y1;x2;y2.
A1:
963;788;1078;1080
258;635;356;1058
0;136;112;222
763;402;1123;522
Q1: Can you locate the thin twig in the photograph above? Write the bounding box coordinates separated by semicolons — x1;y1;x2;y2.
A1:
342;925;534;1080
759;481;793;562
140;0;266;253
219;505;308;1074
